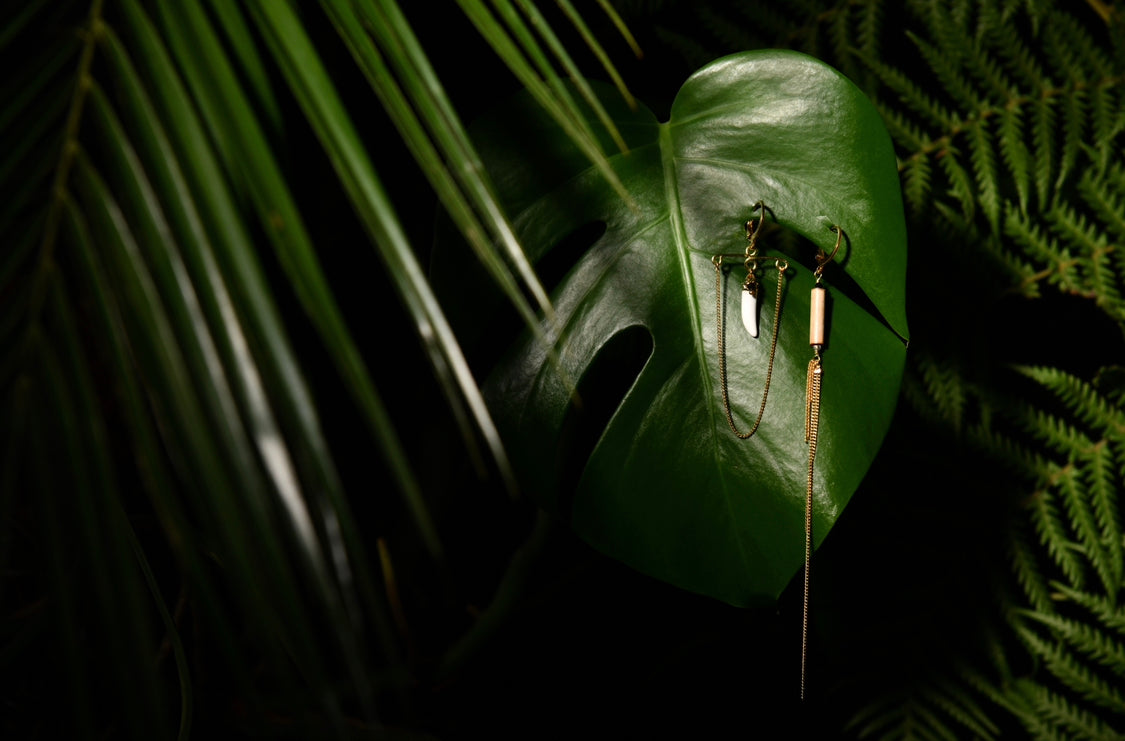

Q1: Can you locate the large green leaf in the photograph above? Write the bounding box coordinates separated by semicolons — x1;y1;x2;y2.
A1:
441;50;908;606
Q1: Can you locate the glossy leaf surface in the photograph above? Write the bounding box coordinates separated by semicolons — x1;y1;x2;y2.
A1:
447;50;909;606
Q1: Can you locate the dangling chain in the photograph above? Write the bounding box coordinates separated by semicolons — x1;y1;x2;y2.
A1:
801;352;822;701
800;226;838;701
712;221;789;439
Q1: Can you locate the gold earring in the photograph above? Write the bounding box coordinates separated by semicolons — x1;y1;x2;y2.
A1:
801;223;842;701
711;202;789;439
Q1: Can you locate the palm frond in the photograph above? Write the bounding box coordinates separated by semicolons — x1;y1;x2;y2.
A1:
1;0;636;736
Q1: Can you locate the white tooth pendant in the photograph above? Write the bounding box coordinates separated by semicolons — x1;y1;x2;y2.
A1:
741;285;760;338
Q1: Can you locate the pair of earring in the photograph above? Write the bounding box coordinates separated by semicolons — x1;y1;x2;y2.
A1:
711;201;843;701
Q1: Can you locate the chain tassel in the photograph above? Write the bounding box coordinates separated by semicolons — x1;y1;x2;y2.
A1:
802;354;821;701
801;224;837;700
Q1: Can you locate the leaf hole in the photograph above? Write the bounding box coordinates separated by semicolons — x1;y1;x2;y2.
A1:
554;325;653;519
536;220;607;297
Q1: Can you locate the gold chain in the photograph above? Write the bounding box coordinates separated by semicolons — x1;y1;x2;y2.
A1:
713;257;788;439
801;354;822;701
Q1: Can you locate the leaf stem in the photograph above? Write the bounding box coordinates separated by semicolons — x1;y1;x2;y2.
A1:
33;0;104;314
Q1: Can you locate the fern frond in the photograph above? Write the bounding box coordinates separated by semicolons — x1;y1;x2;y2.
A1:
1056;467;1116;597
1043;8;1115;82
1009;522;1055;613
965;36;1021;103
860;51;960;131
915;352;968;431
966;118;1001;230
1027;482;1086;589
907;30;980;111
936;143;978;220
848;672;1001;741
1019;680;1120;740
1088;82;1124;173
1051;582;1125;636
1003;207;1086;295
927;674;1003;739
1017;608;1125;673
1017;365;1124;436
1031;93;1055;206
1049;202;1110;259
1017;624;1125;714
1012;402;1095;459
998;104;1031;212
967;421;1050;481
1085;440;1123;587
825;4;853;76
980;5;1050;91
853;0;882;63
1079;167;1125;239
878;98;929;151
902;152;933;216
1104;160;1125;206
1054;85;1087;191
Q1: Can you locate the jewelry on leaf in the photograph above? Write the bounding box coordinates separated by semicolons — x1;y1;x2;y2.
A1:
800;223;841;702
712;206;846;701
712;202;789;440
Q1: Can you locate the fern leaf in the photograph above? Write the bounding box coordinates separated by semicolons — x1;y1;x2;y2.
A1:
1051;582;1125;637
1044;9;1114;81
936;143;978;220
825;3;853;76
1054;85;1087;192
1018;624;1125;714
853;0;882;64
1018;609;1125;673
892;702;962;741
1011;400;1094;459
1009;523;1055;613
965;36;1020;103
907;30;980;111
1019;365;1123;435
927;674;1002;739
878;98;929;151
1086;441;1123;588
1027;482;1086;589
846;694;903;739
1022;680;1120;740
902;153;932;216
1004;207;1086;295
981;5;1049;91
1079;167;1125;240
1088;81;1122;173
1031;93;1055;207
967;421;1050;481
966;118;1001;230
998;103;1032;213
1056;468;1116;596
915;352;967;431
860;51;960;131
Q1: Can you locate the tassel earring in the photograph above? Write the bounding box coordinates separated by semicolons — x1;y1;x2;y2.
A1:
801;224;841;701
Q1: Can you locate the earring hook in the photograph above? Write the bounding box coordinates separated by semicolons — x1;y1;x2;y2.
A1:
744;201;766;246
815;225;842;281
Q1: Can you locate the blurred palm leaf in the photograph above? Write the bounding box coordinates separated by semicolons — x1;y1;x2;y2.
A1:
0;0;633;737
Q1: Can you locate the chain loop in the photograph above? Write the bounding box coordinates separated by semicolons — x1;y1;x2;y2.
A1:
713;257;787;439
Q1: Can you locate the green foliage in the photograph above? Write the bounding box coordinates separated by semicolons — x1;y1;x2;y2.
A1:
0;0;636;737
437;50;908;606
6;0;1125;737
611;0;1125;738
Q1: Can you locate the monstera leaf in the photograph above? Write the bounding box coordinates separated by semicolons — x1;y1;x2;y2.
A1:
439;50;908;607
